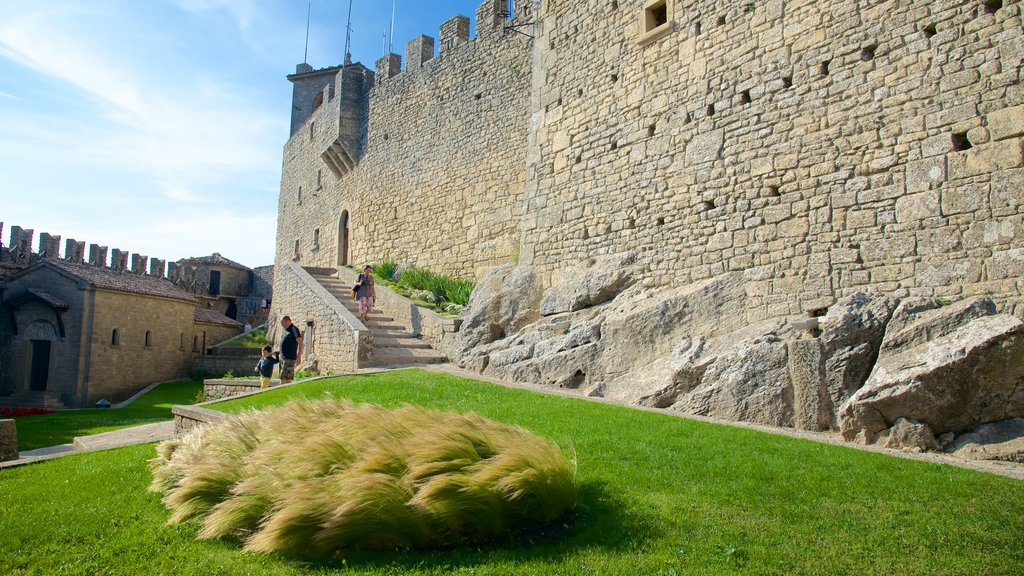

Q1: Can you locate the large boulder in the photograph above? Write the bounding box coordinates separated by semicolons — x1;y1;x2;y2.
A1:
950;418;1024;463
838;314;1024;441
880;296;997;356
819;292;899;425
599;272;748;383
539;252;637;316
670;327;794;427
446;264;541;360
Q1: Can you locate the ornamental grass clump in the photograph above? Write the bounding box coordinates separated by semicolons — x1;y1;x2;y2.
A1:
149;399;577;556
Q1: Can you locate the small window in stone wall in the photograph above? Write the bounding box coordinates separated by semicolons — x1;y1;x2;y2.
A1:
310;121;316;140
111;329;120;346
145;331;153;348
294;239;300;260
316;169;322;190
193;336;199;352
638;0;672;46
313;91;324;110
313;228;320;250
179;333;185;350
298;186;303;205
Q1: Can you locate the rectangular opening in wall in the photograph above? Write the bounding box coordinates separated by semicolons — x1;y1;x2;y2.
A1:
638;0;672;45
951;131;973;151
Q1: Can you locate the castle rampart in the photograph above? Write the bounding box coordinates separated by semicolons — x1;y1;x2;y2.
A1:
275;0;534;280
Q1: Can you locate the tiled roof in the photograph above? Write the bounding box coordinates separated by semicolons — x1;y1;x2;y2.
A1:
194;307;243;327
45;259;197;303
177;253;250;271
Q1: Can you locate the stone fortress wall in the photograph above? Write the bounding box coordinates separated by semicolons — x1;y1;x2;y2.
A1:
275;0;534;280
521;0;1024;319
278;0;1023;319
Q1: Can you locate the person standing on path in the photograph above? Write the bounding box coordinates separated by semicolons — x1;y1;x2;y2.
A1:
279;316;303;384
355;265;376;323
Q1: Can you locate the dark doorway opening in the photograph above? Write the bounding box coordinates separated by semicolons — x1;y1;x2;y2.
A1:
209;271;222;296
225;300;238;320
338;211;350;266
30;340;51;391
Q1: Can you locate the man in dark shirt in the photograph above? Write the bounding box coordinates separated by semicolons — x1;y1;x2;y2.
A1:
279;315;303;384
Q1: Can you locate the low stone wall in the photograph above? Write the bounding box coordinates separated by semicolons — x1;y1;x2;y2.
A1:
203;378;281;401
0;419;17;461
338;268;461;349
172;405;229;433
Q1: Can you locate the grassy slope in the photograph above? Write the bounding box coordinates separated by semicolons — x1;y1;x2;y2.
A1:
11;379;202;451
1;369;1021;575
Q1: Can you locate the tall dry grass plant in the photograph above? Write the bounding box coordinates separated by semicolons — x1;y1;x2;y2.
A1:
149;399;576;556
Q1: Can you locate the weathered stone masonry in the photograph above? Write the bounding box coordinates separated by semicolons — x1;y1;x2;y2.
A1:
275;1;533;282
276;0;1023;341
521;0;1024;319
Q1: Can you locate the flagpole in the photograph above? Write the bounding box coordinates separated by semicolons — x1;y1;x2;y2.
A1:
303;2;311;63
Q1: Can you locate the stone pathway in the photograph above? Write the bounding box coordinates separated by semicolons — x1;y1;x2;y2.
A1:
310;273;449;367
0;421;177;470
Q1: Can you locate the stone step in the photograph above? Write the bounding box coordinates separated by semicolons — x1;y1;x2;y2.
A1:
369;347;449;366
373;336;434;349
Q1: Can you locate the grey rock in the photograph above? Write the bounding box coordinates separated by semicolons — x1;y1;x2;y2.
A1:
879;296;997;356
883;418;938;452
787;338;831;431
539;252;637;316
671;332;794;427
446;264;541;359
819;292;899;425
950;418;1024;463
839;314;1024;440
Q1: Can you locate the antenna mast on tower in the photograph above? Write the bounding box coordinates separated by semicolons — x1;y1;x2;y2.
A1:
303;2;311;63
388;0;396;53
343;0;354;65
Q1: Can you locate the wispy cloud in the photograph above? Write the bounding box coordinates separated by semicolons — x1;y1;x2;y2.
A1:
0;90;19;100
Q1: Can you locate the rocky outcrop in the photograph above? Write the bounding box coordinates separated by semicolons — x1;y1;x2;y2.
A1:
819;293;899;425
838;314;1024;441
539;252;637;316
444;264;541;359
950;419;1024;463
451;262;1024;463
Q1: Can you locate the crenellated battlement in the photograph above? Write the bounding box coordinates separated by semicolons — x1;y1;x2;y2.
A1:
1;222;170;282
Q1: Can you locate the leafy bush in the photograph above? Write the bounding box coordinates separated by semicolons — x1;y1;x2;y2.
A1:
372;260;398;283
394;267;474;307
149;399;576;556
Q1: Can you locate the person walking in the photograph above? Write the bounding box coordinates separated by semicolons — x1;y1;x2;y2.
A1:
355;265;376;323
278;316;303;384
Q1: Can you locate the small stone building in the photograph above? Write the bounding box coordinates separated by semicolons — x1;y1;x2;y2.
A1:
0;259;236;407
172;254;273;324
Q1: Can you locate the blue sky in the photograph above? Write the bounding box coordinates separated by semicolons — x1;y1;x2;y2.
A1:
0;0;484;269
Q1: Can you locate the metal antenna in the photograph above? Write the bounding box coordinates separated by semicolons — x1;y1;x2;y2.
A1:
343;0;354;65
388;0;396;53
382;27;387;56
303;2;311;63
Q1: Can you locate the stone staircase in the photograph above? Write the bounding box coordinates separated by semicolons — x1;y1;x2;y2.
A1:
311;273;449;367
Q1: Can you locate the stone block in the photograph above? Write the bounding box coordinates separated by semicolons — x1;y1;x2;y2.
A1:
917;259;982;287
990;168;1024;213
939;69;980;92
905;157;946;193
0;420;16;461
861;237;916;263
940;182;988;216
894;190;940;223
987;105;1024;141
948;139;1024;179
788;339;830;431
685;130;724;166
988;248;1024;281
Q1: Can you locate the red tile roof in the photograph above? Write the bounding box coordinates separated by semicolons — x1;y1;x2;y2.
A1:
44;259;197;303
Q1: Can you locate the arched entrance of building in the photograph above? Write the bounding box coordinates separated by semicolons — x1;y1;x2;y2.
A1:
337;211;350;266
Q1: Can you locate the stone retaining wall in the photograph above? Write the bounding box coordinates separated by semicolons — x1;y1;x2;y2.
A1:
203;378;280;401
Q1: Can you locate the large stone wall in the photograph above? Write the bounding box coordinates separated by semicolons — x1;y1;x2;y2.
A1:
520;0;1024;320
276;0;1023;332
274;1;533;280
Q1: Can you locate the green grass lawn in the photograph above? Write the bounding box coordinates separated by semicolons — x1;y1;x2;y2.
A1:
2;369;1022;575
10;379;202;451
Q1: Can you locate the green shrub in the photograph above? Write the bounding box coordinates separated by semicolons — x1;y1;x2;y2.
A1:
372;260;398;283
149;399;577;556
395;267;474;307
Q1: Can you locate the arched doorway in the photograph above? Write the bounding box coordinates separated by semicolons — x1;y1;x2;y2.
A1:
337;211;350;266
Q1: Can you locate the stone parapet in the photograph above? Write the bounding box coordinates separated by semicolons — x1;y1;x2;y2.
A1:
203;378;278;401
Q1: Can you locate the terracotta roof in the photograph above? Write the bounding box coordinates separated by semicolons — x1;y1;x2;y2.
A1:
43;259;197;303
194;307;243;327
177;253;250;271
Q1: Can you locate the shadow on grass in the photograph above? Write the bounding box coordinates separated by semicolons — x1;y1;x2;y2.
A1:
265;481;660;571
